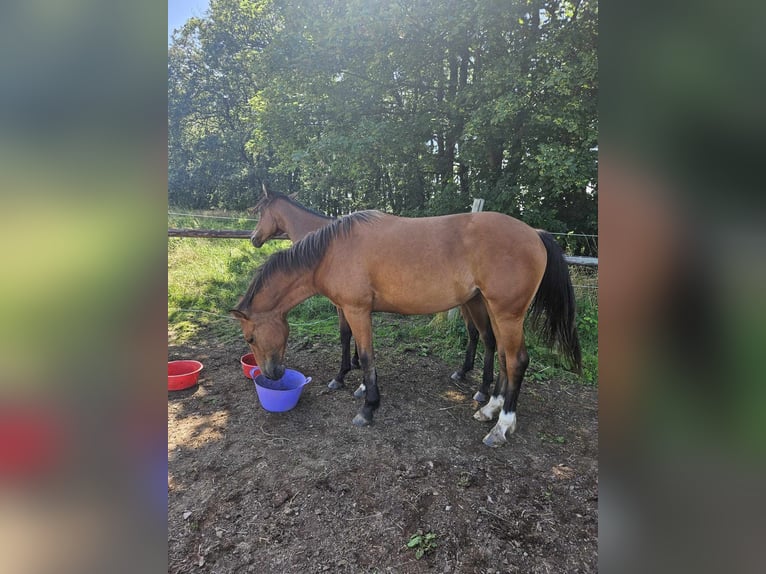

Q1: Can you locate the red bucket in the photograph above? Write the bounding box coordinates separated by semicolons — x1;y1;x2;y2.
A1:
240;353;261;379
168;360;203;391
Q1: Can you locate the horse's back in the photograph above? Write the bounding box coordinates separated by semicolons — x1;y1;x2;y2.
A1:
364;211;543;265
316;211;546;314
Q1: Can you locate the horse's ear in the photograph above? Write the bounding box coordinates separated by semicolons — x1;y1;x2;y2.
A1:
288;192;299;201
229;309;248;320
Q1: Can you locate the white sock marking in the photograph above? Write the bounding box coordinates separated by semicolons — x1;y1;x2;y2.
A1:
479;395;503;419
497;410;517;435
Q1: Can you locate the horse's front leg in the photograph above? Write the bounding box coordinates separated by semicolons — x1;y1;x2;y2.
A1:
328;308;353;390
328;308;365;396
343;310;379;426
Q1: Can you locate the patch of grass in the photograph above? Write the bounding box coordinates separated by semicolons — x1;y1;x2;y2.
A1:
406;531;438;559
539;433;567;444
168;210;343;346
168;210;256;231
168;212;292;344
287;295;340;339
456;472;473;488
168;319;202;345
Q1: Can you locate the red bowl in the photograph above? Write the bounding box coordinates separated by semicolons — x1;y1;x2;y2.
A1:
168;360;203;391
240;353;261;379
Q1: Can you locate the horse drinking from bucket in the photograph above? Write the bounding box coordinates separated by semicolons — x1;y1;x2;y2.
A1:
249;185;496;402
232;210;581;447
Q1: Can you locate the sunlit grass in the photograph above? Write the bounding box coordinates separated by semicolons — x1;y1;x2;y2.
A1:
168;233;285;343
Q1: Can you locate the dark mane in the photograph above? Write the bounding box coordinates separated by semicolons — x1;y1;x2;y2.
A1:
253;189;333;221
236;210;383;312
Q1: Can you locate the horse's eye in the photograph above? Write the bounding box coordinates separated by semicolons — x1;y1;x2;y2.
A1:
246;336;254;344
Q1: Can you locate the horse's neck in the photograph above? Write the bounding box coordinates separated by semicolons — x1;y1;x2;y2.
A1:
276;201;332;241
254;270;317;315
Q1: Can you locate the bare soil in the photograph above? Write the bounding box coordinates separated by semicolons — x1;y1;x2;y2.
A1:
168;317;597;573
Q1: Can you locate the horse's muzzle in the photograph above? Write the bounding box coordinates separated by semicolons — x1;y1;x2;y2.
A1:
262;362;285;380
250;234;263;248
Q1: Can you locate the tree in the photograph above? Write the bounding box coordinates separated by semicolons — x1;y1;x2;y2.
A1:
168;0;278;209
168;0;598;242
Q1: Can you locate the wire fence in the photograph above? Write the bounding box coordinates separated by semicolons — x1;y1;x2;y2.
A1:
168;211;598;262
168;211;259;222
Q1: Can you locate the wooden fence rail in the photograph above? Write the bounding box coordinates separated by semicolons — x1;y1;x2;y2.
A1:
168;228;598;267
168;228;289;240
168;228;251;239
563;256;598;267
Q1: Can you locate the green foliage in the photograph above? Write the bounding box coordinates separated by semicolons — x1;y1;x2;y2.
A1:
406;531;438;560
285;295;340;340
456;472;473;488
540;433;567;444
169;0;597;241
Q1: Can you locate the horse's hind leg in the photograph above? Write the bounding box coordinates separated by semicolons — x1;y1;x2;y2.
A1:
482;322;529;448
473;349;507;422
328;308;353;390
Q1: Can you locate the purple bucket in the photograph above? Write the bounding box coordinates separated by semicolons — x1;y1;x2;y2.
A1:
251;368;312;412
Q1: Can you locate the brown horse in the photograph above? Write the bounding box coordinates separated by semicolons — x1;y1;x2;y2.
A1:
249;186;496;402
232;210;581;447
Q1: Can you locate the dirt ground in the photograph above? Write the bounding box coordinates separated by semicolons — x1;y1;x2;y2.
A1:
168;317;598;573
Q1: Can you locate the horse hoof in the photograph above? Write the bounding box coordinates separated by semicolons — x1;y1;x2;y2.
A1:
482;430;507;448
451;371;465;381
327;379;343;390
473;409;493;422
352;414;371;427
472;391;488;403
352;384;366;398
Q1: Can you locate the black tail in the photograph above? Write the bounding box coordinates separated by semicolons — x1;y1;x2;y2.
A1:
529;231;582;373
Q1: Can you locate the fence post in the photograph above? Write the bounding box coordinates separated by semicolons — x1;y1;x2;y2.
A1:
471;198;485;213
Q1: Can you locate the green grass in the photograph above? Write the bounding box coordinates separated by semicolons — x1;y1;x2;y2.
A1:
168;210;344;345
168;210;257;231
168;210;598;385
525;266;599;384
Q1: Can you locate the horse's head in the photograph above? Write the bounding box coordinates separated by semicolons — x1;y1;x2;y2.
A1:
251;206;281;248
230;309;289;379
250;183;282;248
